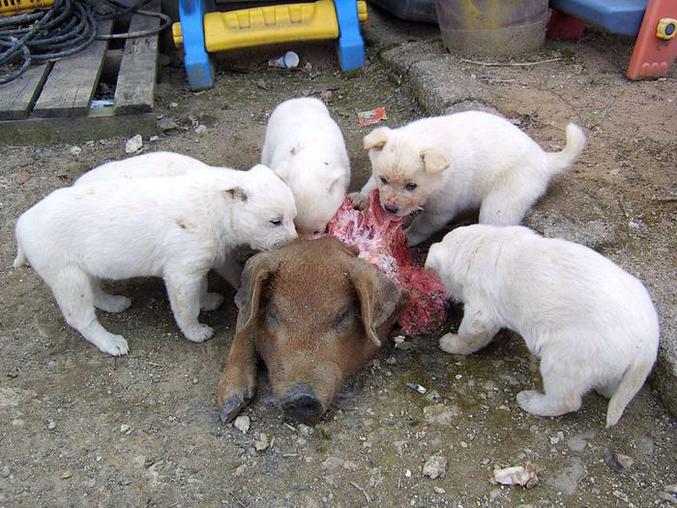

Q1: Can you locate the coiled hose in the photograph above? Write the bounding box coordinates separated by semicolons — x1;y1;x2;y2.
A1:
0;0;171;85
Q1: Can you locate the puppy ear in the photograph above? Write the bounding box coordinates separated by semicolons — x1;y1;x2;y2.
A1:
349;262;402;347
234;252;281;337
224;186;248;202
364;127;391;151
420;150;449;174
327;170;345;192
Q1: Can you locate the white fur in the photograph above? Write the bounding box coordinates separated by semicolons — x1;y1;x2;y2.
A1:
14;165;297;356
75;152;254;288
262;97;350;235
425;225;659;427
355;111;586;245
75;151;216;185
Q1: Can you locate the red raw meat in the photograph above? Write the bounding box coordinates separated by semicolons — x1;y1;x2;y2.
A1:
327;190;448;336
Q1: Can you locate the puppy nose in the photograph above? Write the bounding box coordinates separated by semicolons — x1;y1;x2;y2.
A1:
280;383;323;424
384;204;399;214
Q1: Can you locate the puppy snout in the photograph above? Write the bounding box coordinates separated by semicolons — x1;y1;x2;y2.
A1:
280;383;323;424
384;204;399;214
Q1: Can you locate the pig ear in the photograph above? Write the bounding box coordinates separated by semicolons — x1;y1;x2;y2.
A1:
349;263;402;347
364;127;391;151
234;252;280;336
420;149;449;174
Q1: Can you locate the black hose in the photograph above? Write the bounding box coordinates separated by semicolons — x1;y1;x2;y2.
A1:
0;0;170;85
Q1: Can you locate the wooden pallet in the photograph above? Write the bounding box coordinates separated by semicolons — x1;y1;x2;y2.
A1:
0;1;161;144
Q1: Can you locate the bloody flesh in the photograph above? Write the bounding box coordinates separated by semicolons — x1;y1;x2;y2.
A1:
327;190;447;336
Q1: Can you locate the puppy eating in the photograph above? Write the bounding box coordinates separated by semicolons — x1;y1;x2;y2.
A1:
14;165;297;356
425;225;659;427
262;97;350;235
352;111;586;245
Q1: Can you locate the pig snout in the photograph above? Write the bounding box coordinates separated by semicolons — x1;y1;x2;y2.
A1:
280;383;324;424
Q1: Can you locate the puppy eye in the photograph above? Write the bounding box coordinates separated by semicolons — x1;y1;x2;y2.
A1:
270;218;282;226
379;176;388;185
404;183;417;191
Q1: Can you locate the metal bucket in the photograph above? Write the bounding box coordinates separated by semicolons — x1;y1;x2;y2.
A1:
435;0;549;56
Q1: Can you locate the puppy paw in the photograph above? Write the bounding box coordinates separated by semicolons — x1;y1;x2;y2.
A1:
517;390;547;415
348;192;368;210
97;334;129;356
201;292;224;312
97;295;132;313
439;333;472;355
183;324;215;343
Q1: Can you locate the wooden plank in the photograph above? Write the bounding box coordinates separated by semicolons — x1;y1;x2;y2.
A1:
0;63;52;120
0;109;157;145
114;0;160;114
32;20;113;118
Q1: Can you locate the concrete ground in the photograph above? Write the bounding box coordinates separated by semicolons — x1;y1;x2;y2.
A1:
0;6;675;507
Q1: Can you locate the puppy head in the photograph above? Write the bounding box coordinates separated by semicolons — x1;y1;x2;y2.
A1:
277;149;348;236
364;127;449;216
230;164;298;251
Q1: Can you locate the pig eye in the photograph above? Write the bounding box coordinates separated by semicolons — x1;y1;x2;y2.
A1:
379;176;388;185
332;307;353;329
404;182;417;191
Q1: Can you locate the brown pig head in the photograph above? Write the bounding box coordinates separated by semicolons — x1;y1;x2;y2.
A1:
217;237;402;425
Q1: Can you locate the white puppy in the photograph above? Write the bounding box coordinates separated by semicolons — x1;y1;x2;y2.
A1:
425;225;659;427
262;97;350;235
14;165;297;356
354;111;586;245
76;152;251;288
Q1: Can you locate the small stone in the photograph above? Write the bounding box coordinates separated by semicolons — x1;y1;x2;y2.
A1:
47;420;56;431
549;431;565;445
460;441;468;448
604;449;634;472
149;135;160;142
254;433;269;451
386;356;397;365
234;415;250;434
393;335;405;344
423;455;447;479
0;466;10;478
15;170;31;185
567;430;596;452
493;463;539;488
69;146;82;156
169;102;178;109
157;117;180;133
194;124;207;134
425;390;441;402
125;134;143;154
256;79;268;90
433;487;446;494
192;378;198;384
454;374;463;380
119;424;131;433
637;436;655;457
297;424;314;436
423;404;459;426
407;383;427;394
404;469;412;478
61;471;73;479
87;478;96;488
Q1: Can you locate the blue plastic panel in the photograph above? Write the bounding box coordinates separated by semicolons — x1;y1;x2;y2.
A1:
550;0;648;36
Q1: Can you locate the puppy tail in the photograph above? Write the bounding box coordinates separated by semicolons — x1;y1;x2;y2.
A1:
13;247;27;268
606;358;654;427
546;123;586;175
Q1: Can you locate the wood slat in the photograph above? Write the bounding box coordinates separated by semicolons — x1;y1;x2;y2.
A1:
0;63;52;120
114;0;160;114
32;20;113;118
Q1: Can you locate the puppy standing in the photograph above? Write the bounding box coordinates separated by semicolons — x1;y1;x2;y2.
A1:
262;97;350;235
14;165;297;356
353;111;586;245
75;152;243;287
425;225;659;427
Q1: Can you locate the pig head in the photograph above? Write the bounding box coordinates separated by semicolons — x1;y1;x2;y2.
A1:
217;237;403;424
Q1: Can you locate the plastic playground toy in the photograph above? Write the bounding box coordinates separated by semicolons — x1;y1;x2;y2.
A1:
173;0;368;90
548;0;676;80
